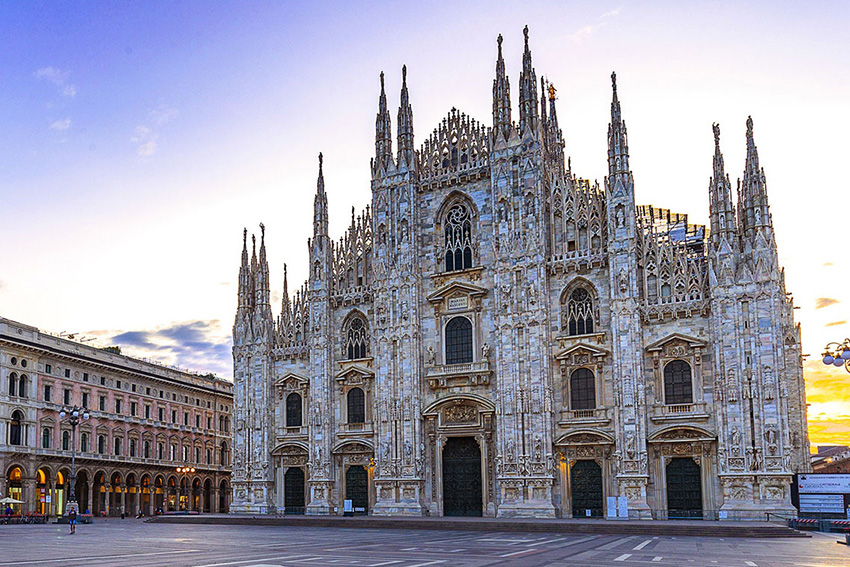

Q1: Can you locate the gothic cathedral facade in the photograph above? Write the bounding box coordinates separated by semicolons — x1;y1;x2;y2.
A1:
231;29;810;519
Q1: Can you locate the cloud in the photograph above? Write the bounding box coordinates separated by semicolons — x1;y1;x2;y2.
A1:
567;6;623;43
49;118;72;131
34;66;77;97
816;297;840;309
826;320;847;327
96;320;232;378
824;262;834;267
131;105;178;157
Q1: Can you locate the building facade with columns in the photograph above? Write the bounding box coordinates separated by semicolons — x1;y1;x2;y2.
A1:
232;28;810;519
0;317;233;516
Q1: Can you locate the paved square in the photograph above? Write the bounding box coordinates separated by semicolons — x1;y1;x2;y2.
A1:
0;520;848;567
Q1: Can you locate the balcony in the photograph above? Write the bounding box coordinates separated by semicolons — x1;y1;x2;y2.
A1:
425;361;492;390
558;407;611;427
337;422;373;438
650;402;710;423
276;425;308;440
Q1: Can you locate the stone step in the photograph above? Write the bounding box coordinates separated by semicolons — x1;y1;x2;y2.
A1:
147;514;808;538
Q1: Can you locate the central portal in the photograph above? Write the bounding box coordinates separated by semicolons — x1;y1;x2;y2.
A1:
345;465;369;515
442;436;482;517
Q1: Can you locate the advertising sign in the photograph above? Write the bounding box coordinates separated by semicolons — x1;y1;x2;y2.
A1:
798;474;850;494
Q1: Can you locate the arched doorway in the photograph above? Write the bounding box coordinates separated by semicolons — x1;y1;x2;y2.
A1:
345;465;368;515
141;475;151;515
442;437;482;517
666;458;702;519
6;466;23;514
570;460;603;518
74;470;89;514
192;478;201;512
35;468;49;515
93;472;106;516
219;480;229;513
284;468;305;514
203;479;212;513
110;472;123;516
154;476;165;513
167;477;177;511
125;474;137;516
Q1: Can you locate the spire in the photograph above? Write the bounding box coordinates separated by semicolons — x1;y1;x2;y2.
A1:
708;123;736;247
607;72;629;178
492;33;512;142
374;71;393;174
738;116;771;236
518;25;538;136
256;223;270;307
313;152;328;237
281;263;292;321
397;65;415;169
237;227;250;310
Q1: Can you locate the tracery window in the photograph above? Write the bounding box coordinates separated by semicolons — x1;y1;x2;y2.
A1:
570;368;596;410
343;315;369;360
444;203;473;272
565;288;594;336
445;316;473;365
664;360;693;405
286;392;303;427
347;387;365;424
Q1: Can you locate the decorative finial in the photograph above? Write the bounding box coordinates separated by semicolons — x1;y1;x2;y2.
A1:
712;123;720;147
259;222;265;239
318;152;323;171
380;71;385;90
746;115;753;137
497;33;503;53
252;233;256;249
402;64;407;83
611;71;617;92
548;83;557;101
243;227;247;245
523;25;529;45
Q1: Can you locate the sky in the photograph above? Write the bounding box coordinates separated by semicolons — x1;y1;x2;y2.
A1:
1;1;848;447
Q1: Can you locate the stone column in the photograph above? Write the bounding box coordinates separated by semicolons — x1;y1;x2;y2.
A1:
134;488;140;516
212;488;220;513
104;484;111;516
148;488;154;516
49;481;56;517
121;484;127;517
87;484;94;515
24;477;37;514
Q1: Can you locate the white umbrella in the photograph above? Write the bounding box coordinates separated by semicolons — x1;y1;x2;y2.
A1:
0;497;24;505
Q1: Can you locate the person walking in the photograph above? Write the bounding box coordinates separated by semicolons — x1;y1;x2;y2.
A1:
68;507;77;535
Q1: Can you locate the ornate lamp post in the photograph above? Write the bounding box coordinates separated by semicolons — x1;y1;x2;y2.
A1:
175;466;195;511
59;406;89;515
821;339;850;373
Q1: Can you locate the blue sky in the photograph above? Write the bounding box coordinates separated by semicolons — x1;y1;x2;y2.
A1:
1;1;849;442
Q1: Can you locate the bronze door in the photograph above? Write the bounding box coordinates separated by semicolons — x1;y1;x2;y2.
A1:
284;467;305;515
666;457;702;519
442;437;482;517
345;465;369;514
571;460;604;518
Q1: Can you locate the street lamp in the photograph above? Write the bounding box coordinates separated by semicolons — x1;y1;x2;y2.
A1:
821;339;850;373
175;466;195;511
59;406;89;516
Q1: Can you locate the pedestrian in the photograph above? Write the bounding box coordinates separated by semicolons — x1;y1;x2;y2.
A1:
68;507;77;535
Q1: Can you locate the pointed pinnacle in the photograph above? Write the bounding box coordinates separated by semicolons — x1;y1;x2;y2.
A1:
746;115;754;139
243;227;247;247
611;71;617;93
380;71;385;91
318;152;323;173
402;64;407;83
497;33;503;56
523;25;529;47
713;122;721;149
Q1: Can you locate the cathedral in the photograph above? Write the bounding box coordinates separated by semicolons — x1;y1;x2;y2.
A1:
231;28;811;519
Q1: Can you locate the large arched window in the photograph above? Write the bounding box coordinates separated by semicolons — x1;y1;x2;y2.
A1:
8;373;17;397
664;360;693;405
443;203;473;272
570;368;596;410
342;315;369;360
286;392;303;427
565;288;594;336
445;316;473;365
347;387;365;424
10;410;23;445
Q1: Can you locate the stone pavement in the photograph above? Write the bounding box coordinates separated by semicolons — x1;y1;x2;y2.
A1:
0;518;848;567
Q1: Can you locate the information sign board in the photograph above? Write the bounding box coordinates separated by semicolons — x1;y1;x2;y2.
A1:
798;474;850;494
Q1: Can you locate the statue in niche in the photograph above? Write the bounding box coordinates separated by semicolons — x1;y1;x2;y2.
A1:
482;343;490;361
730;427;741;456
625;430;636;459
617;268;629;295
727;369;738;402
403;440;412;464
427;346;436;365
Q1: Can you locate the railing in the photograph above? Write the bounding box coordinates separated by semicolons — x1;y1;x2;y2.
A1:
667;404;693;414
571;409;595;419
425;361;490;378
340;422;373;433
